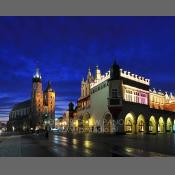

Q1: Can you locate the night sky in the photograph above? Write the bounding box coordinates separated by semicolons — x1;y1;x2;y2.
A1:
1;16;175;121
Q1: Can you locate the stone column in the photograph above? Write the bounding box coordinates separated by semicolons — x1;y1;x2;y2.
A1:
164;122;167;134
154;122;158;134
157;122;159;134
115;118;125;134
145;119;150;134
133;122;137;134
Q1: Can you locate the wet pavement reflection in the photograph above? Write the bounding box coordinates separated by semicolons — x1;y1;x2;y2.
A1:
32;133;175;157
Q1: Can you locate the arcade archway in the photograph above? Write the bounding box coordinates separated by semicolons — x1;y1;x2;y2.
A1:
149;116;157;134
158;117;165;133
83;113;90;132
103;113;113;133
78;115;83;132
136;114;145;133
124;113;135;134
89;117;95;132
167;118;172;133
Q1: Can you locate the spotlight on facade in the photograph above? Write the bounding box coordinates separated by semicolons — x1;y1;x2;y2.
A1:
85;120;89;124
12;126;15;132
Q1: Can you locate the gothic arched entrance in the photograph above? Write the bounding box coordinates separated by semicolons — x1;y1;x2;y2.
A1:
136;114;145;133
124;113;135;134
158;117;165;133
78;115;83;133
167;118;172;133
103;113;112;133
83;113;90;132
149;116;157;134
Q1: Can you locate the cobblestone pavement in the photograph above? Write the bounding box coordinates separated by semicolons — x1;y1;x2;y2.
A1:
0;135;55;157
0;133;175;157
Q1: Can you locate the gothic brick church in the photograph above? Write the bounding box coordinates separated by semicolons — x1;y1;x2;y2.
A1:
7;68;56;132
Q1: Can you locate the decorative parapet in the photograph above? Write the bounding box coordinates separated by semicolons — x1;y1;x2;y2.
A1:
149;88;164;95
149;88;175;104
90;71;110;89
120;69;150;85
90;68;150;89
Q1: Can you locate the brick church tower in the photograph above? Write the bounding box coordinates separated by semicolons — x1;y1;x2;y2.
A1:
43;81;56;128
31;68;44;129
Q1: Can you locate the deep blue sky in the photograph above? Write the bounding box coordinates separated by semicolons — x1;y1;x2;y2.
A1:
0;16;175;121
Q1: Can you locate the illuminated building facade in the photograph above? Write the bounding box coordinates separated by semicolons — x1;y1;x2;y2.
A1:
7;68;56;132
73;61;175;134
55;102;77;132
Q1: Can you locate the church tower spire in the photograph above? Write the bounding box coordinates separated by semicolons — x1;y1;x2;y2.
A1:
88;67;91;77
87;67;93;83
95;65;101;80
110;59;120;80
33;68;42;82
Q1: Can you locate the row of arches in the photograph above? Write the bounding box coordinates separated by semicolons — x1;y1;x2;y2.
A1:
75;112;174;134
124;113;173;134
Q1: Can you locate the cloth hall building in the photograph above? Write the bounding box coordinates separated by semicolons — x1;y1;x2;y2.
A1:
70;62;175;134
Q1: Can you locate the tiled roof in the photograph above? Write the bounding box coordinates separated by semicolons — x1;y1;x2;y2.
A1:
12;100;31;111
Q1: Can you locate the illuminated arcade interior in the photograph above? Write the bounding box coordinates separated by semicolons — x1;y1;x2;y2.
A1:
124;113;174;134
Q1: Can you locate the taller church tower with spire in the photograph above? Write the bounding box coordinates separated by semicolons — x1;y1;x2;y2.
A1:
31;68;44;129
